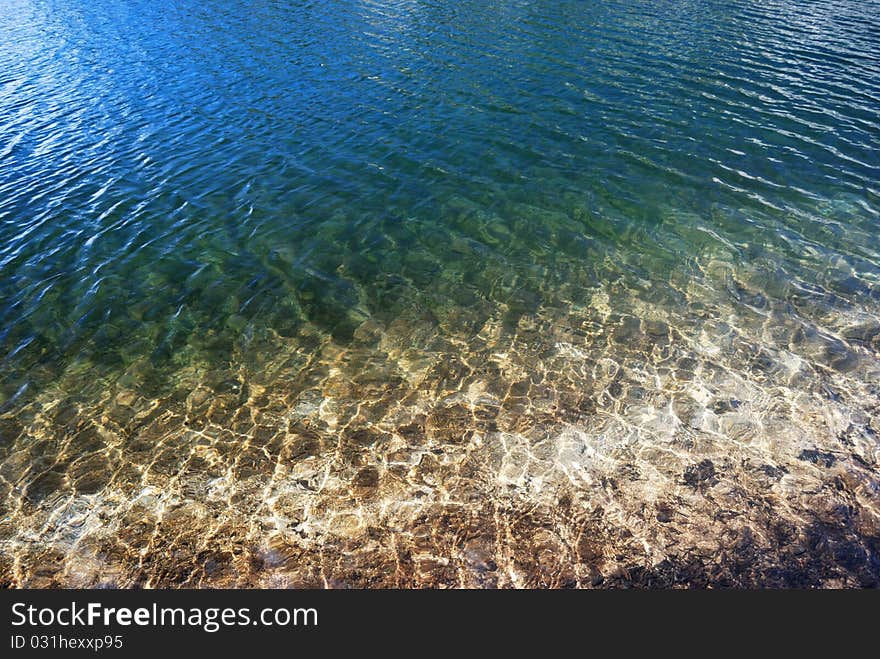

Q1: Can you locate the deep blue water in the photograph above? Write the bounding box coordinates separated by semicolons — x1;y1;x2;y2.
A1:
2;0;878;406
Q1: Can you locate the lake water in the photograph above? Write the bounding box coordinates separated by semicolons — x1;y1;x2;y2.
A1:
1;0;879;587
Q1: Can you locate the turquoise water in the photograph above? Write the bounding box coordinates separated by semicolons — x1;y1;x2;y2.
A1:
1;0;879;587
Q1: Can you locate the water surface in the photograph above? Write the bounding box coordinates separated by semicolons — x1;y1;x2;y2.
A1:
1;0;879;587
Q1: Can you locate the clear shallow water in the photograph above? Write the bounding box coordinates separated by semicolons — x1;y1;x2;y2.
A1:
1;0;879;587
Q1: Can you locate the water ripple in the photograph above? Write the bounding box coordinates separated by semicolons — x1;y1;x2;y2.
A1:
1;0;879;587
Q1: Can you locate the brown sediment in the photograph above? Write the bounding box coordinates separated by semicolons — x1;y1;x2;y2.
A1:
1;253;879;589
